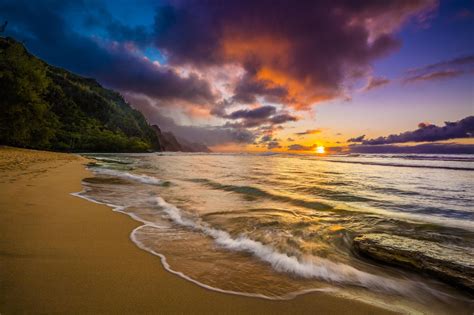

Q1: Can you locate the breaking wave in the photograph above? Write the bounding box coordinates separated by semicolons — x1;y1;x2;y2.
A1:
154;196;435;297
91;168;163;185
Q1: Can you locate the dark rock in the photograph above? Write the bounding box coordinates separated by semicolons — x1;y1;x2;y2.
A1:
353;233;474;292
152;125;211;152
178;137;212;153
152;125;182;151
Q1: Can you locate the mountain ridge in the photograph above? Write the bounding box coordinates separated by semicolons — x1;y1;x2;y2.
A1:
0;36;211;153
152;125;211;152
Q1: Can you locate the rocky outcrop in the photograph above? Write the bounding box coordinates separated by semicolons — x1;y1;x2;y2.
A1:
353;233;474;292
178;137;212;153
152;125;211;152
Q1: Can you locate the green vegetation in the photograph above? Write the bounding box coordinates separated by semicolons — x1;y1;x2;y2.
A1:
0;37;160;152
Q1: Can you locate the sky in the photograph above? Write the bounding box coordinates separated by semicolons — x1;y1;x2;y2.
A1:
1;0;473;153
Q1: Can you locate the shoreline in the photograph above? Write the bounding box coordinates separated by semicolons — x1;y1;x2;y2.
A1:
0;147;397;314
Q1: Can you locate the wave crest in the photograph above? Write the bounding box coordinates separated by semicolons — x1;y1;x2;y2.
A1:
155;196;430;297
92;168;163;185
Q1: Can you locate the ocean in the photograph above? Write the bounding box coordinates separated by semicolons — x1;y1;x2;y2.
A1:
75;153;474;314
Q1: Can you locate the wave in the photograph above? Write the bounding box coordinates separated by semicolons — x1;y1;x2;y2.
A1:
87;156;133;164
320;159;474;171
154;196;440;297
91;168;163;185
189;178;333;211
71;189;338;302
71;183;452;310
360;154;474;162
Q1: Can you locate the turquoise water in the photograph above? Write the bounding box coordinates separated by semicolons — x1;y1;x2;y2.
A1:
77;153;474;314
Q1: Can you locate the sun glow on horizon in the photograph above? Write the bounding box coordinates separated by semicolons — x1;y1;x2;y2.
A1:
315;146;325;154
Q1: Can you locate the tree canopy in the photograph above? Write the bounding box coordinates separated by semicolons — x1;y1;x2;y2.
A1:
0;37;160;152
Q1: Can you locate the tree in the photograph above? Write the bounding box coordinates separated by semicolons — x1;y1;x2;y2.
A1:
0;39;58;148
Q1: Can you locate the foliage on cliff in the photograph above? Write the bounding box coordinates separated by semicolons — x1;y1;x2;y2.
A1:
0;37;160;152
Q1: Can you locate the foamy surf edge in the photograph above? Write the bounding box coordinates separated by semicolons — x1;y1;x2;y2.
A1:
71;188;424;313
70;189;335;300
154;197;437;296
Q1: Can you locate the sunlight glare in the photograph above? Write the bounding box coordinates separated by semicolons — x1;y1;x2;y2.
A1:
315;146;325;154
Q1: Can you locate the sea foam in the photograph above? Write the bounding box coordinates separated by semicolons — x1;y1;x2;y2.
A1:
154;196;432;297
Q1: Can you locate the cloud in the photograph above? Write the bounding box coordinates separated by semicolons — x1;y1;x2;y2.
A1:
223;106;297;128
270;114;298;124
347;135;366;143
1;0;445;149
232;74;288;104
295;129;322;136
407;55;474;74
455;9;473;20
81;4;153;48
0;0;215;106
267;141;281;149
364;76;390;91
359;116;473;145
288;144;317;151
153;0;436;109
98;45;216;104
224;106;276;120
404;69;465;83
404;54;474;83
123;93;256;146
287;137;295;142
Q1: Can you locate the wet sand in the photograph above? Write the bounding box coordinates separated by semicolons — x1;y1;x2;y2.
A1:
0;146;397;314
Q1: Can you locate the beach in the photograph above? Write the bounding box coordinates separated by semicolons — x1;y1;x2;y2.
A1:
0;146;395;314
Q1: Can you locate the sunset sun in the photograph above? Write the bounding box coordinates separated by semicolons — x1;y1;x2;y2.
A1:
315;146;325;154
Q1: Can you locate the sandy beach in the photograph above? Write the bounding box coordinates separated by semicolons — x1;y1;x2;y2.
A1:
0;146;396;314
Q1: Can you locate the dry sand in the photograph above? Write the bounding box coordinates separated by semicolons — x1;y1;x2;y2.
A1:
0;146;397;314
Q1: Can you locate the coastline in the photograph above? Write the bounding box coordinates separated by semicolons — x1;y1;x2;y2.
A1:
0;147;397;314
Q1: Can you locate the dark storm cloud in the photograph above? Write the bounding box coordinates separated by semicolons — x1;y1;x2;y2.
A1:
99;55;215;104
222;106;297;128
404;54;474;83
153;0;436;108
82;8;152;48
232;74;289;104
225;106;276;120
0;0;215;104
359;116;473;145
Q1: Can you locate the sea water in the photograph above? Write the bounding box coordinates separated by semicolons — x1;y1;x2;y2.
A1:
75;153;474;314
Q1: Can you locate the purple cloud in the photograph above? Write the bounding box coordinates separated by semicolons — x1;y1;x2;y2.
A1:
153;0;436;109
347;135;366;143
364;77;390;91
358;116;473;145
404;54;474;83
